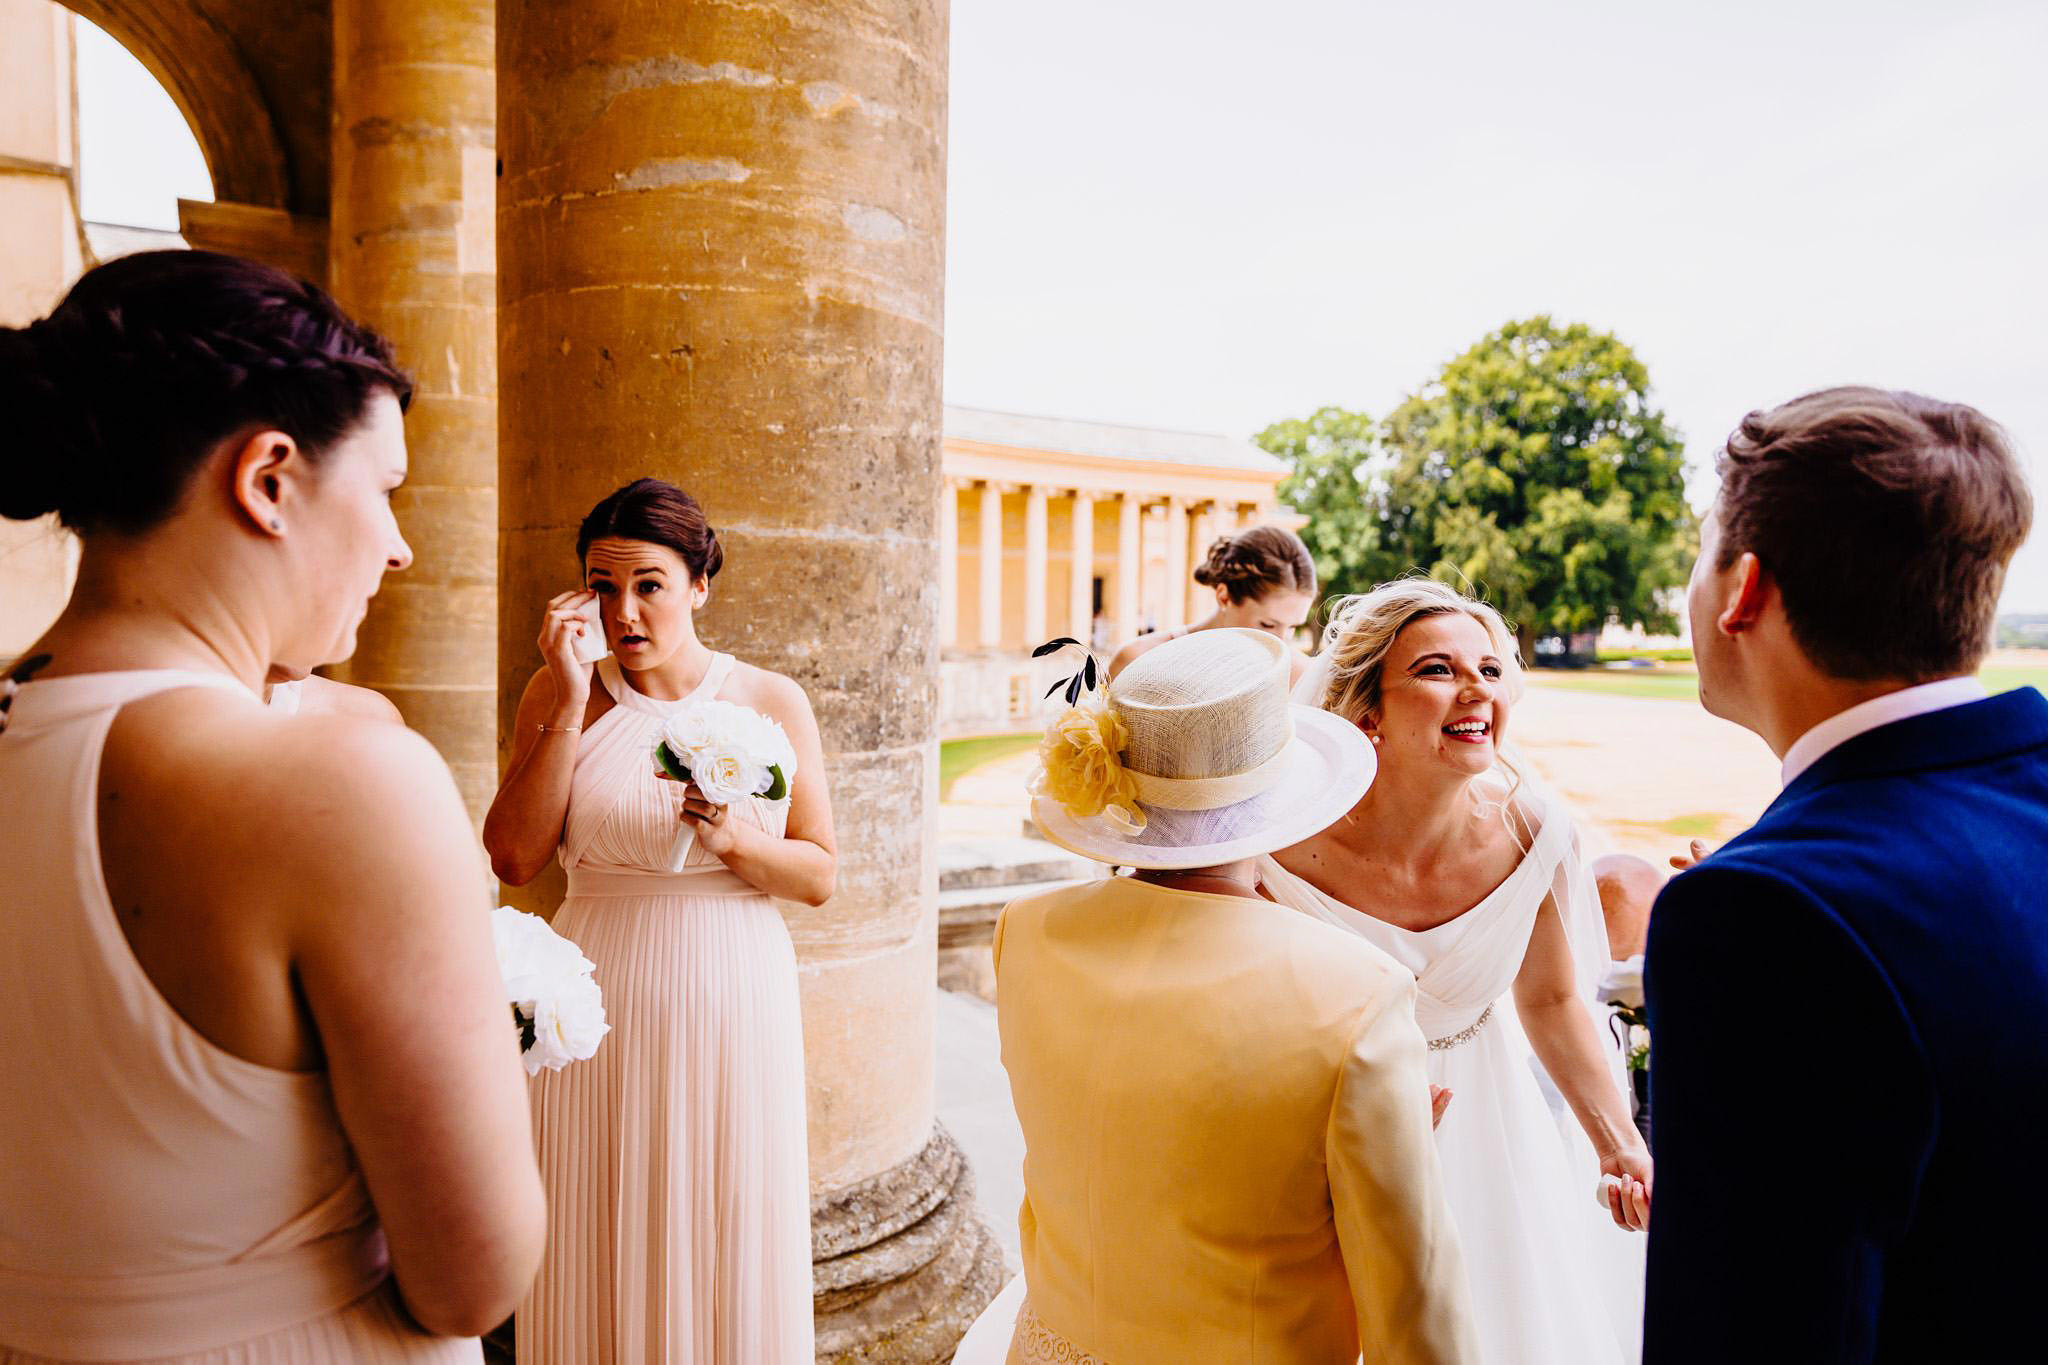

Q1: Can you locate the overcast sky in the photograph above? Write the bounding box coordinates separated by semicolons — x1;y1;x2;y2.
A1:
75;2;2048;609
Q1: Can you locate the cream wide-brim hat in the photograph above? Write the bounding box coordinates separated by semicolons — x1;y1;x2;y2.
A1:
1030;629;1375;871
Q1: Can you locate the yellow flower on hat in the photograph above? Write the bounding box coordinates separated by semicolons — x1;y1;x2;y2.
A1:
1032;699;1145;834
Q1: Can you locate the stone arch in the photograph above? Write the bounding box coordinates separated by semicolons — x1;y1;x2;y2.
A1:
57;0;289;210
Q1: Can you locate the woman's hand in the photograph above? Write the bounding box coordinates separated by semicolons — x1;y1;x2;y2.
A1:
539;590;597;718
673;779;743;860
1669;838;1712;872
1429;1084;1453;1130
1600;1144;1653;1231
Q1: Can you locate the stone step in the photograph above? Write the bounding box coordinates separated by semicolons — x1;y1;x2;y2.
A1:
937;835;1094;892
936;877;1085;948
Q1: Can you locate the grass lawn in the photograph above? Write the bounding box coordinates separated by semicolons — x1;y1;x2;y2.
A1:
1528;662;2048;704
939;732;1039;800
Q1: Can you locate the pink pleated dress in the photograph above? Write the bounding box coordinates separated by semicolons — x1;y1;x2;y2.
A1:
517;654;813;1364
0;669;478;1363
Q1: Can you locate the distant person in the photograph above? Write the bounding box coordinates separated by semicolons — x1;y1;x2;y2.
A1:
0;250;542;1360
1593;852;1662;961
1647;387;2046;1362
1109;525;1317;687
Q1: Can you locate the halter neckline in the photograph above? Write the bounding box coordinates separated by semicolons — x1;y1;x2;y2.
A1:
597;652;735;715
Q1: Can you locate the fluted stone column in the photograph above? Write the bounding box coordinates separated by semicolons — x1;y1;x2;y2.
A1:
1022;484;1048;645
328;0;497;818
1069;491;1094;643
938;480;958;650
1163;497;1190;630
977;482;1003;649
1116;492;1142;643
1186;500;1216;622
498;4;1000;1359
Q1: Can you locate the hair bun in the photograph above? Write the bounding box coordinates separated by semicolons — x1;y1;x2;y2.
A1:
0;322;70;522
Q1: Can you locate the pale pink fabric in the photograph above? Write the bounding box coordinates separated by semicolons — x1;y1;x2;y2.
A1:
0;670;476;1363
517;656;812;1364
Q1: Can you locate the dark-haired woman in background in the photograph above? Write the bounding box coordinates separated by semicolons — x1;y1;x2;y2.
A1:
1107;524;1318;686
485;478;835;1363
0;251;543;1362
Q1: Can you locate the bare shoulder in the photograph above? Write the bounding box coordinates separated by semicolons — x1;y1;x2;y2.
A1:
299;674;403;724
105;689;470;890
1107;633;1162;679
723;659;814;729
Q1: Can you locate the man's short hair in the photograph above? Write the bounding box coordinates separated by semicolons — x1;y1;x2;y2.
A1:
1716;386;2032;681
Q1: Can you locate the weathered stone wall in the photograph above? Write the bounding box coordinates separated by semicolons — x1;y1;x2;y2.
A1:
498;2;998;1355
328;0;499;818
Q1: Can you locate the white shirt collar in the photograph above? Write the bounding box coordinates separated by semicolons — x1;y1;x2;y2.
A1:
1779;676;1987;787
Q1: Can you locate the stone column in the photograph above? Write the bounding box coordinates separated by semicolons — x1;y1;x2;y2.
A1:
937;480;958;651
1162;497;1190;630
328;0;498;818
499;4;1000;1358
1116;493;1142;644
1069;491;1095;644
1186;500;1216;623
1022;483;1048;646
977;482;1003;650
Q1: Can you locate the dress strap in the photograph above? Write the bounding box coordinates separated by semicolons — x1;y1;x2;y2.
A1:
697;651;736;702
595;656;627;704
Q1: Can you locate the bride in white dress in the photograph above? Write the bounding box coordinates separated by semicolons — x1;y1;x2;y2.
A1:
1260;581;1651;1365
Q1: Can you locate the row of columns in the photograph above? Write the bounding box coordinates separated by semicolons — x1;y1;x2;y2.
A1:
937;481;1257;651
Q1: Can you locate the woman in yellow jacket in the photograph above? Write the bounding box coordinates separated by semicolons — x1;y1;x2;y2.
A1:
956;628;1479;1364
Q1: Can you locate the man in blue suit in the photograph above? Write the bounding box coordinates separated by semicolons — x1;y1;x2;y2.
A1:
1645;387;2044;1361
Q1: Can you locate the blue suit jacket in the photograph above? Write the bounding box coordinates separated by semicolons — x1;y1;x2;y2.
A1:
1644;687;2048;1363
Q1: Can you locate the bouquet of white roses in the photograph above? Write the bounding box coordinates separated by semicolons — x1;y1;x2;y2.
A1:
491;905;610;1076
652;699;798;805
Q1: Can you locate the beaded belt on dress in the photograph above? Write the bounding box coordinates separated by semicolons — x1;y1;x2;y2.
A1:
1016;1300;1107;1364
1428;1002;1494;1051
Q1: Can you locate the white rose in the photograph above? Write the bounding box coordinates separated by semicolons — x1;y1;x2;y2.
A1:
525;973;610;1075
663;704;719;755
492;905;593;1005
1598;955;1645;1008
692;747;770;805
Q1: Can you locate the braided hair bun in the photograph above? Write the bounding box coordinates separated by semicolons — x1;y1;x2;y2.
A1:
1192;524;1316;604
0;250;410;535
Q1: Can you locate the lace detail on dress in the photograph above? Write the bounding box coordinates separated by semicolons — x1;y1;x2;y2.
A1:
1016;1301;1107;1364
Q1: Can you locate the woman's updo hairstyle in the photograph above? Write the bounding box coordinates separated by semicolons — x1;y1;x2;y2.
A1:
0;249;411;536
576;478;724;582
1193;524;1316;604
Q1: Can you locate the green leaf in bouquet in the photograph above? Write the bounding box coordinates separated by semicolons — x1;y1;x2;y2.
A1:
655;739;693;784
764;764;789;802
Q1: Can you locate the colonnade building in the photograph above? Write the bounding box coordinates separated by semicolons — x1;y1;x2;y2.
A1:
939;405;1299;736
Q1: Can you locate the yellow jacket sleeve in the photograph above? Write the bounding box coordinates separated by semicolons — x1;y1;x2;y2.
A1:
1327;971;1480;1364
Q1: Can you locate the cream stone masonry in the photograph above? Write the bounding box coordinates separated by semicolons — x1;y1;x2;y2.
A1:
939;406;1301;737
498;3;1000;1357
0;0;83;660
327;0;498;821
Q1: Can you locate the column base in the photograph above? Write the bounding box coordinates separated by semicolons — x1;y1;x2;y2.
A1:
813;1123;1008;1363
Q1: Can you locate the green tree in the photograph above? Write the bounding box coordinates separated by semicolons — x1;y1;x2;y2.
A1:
1255;405;1404;601
1375;316;1695;653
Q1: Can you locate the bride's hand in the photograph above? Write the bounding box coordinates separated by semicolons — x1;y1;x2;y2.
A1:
1600;1146;1653;1231
1429;1085;1453;1130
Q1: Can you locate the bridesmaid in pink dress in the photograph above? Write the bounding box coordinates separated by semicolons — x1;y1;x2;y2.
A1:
487;478;836;1363
0;251;543;1361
